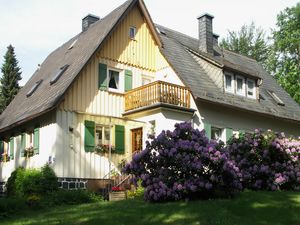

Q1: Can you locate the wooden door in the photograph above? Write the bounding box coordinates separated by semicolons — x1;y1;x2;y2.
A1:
131;128;143;153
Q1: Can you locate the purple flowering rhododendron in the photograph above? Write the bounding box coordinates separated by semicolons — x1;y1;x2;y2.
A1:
124;122;242;202
226;129;300;191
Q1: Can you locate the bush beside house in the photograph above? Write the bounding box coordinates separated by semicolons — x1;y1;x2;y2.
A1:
125;122;300;202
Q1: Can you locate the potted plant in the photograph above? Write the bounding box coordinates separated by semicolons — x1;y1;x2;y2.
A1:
95;144;115;154
25;146;34;158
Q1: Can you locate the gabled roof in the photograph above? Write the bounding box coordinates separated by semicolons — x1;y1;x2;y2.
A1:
0;0;299;133
156;24;300;123
0;0;161;132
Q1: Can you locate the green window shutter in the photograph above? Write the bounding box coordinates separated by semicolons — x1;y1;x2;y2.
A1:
34;128;39;154
115;125;125;154
9;137;14;160
84;120;95;152
239;130;245;138
0;141;4;156
21;133;26;157
225;128;233;142
204;123;211;139
98;63;107;91
125;70;132;92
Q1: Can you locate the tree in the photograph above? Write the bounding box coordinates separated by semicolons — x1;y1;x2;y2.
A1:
0;45;22;112
267;3;300;104
220;22;270;69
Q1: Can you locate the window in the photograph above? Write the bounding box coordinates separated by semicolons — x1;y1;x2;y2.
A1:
236;76;245;96
129;26;136;39
26;80;43;97
247;79;256;99
142;76;153;86
50;64;69;85
211;127;223;141
224;73;234;93
95;126;110;146
108;70;120;90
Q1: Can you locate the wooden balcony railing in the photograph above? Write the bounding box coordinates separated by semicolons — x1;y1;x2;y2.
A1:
125;81;190;112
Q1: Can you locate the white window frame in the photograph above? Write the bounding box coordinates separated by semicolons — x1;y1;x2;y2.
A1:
107;68;124;93
224;73;234;93
246;79;256;99
211;126;225;142
236;75;245;96
95;125;110;146
129;26;136;40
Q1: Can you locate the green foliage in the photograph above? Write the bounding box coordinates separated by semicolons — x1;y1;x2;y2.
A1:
42;189;103;206
0;45;22;112
5;167;24;196
220;22;270;68
6;165;58;196
127;180;144;199
268;3;300;104
0;196;26;218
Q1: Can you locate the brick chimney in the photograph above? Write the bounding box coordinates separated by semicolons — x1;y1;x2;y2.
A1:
82;14;100;32
197;13;214;55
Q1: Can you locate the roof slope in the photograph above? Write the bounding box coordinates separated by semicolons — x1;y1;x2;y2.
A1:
156;24;300;122
0;0;136;131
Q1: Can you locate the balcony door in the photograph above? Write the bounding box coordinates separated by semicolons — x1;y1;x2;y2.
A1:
131;128;143;153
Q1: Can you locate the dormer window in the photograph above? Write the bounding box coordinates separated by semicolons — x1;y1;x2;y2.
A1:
224;73;234;93
247;79;256;99
236;75;245;96
224;72;257;99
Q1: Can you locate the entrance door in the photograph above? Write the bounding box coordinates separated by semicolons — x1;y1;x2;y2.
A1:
131;128;143;153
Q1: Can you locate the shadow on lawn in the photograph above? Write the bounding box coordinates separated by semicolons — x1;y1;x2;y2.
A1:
4;191;300;225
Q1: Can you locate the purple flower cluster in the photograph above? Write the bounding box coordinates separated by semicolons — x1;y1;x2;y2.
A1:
124;122;242;202
226;129;300;191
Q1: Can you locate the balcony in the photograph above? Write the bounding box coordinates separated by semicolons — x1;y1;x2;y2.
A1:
124;81;191;112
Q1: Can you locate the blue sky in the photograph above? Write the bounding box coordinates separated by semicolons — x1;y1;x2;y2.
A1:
0;0;297;85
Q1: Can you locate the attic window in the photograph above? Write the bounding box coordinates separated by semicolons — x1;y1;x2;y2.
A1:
26;80;43;97
267;90;285;106
68;39;78;50
50;65;69;85
129;26;136;39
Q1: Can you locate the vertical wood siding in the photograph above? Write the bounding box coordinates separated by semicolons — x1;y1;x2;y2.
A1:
55;110;144;179
99;5;165;71
0;116;57;181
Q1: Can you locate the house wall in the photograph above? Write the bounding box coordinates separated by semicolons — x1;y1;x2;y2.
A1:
194;100;300;137
98;5;168;72
54;110;144;179
0;113;57;182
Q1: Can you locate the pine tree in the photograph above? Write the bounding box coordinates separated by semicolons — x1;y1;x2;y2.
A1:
0;45;22;112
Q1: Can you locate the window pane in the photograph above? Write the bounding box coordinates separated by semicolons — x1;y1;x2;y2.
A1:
104;127;110;145
247;80;254;96
129;27;136;39
211;127;222;141
225;75;232;90
96;128;102;145
109;70;119;89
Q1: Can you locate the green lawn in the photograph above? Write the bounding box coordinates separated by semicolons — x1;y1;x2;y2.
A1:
2;191;300;225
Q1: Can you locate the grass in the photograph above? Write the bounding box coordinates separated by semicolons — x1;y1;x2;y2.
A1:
1;191;300;225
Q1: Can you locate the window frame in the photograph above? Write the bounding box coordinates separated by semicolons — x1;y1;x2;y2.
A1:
129;26;136;40
211;126;224;141
107;67;124;93
95;125;110;147
246;78;256;99
235;75;246;96
224;73;234;93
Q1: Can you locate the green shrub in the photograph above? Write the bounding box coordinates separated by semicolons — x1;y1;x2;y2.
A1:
127;181;144;199
6;164;58;197
6;167;25;196
42;189;103;206
0;197;26;218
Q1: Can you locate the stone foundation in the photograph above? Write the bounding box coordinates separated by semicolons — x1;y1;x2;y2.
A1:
57;178;88;190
